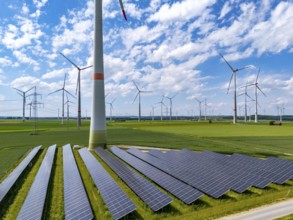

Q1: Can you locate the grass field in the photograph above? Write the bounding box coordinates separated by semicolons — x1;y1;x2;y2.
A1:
0;119;293;219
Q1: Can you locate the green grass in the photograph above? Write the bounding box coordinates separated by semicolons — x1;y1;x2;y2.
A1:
0;119;293;219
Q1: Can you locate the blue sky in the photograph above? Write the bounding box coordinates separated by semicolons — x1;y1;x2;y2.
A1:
0;0;292;119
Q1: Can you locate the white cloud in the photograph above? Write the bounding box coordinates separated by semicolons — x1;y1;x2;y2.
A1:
42;68;71;79
148;0;216;23
219;2;231;19
0;57;12;66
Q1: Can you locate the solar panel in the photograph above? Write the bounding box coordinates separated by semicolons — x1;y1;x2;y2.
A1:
78;148;136;220
128;148;230;198
111;146;203;204
0;146;41;204
17;145;56;220
171;150;270;191
63;144;93;220
94;147;172;212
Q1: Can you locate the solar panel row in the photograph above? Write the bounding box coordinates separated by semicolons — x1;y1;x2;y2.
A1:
148;149;293;195
111;146;203;204
0;146;41;203
78;148;136;220
128;148;229;198
17;145;56;220
94;147;172;212
150;149;271;192
150;149;264;193
63;144;93;220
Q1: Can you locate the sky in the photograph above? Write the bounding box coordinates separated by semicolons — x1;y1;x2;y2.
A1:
0;0;293;119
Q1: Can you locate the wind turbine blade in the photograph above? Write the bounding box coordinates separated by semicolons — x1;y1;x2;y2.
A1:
119;0;127;21
219;52;235;72
246;94;254;101
76;74;79;95
63;74;67;89
13;88;23;93
256;68;260;83
140;90;152;93
59;52;80;70
132;92;139;103
64;89;76;98
237;66;250;71
172;93;178;99
257;86;266;96
132;80;139;91
80;65;93;71
48;89;62;95
112;98;116;104
227;74;233;94
25;86;35;93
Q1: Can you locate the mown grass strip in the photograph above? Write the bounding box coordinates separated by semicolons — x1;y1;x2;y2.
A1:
3;148;47;220
44;147;64;219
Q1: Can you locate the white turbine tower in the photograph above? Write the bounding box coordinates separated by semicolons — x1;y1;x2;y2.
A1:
239;83;254;122
89;0;127;149
59;52;93;127
219;53;249;124
247;68;266;123
64;94;74;122
106;98;116;121
132;81;152;122
48;74;75;125
195;98;203;121
156;96;165;121
13;86;34;122
165;94;177;120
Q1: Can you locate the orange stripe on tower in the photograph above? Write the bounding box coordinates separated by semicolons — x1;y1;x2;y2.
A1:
94;73;104;80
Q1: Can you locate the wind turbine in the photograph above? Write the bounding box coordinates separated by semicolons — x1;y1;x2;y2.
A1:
195;98;203;121
165;94;177;120
239;83;254;122
156;96;165;121
132;81;152;122
13;86;34;122
106;98;116;121
204;98;208;120
48;74;75;125
59;52;93;128
219;53;250;124
64;94;74;122
89;0;127;149
247;68;266;123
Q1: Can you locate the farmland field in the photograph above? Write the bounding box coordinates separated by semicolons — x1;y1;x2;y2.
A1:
0;119;293;219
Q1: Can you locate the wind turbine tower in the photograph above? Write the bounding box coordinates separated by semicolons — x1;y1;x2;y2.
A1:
48;74;75;125
65;94;74;122
106;98;116;121
14;86;34;122
165;94;177;120
239;83;254;122
247;68;266;123
156;96;165;121
89;0;127;149
219;53;249;124
195;98;203;121
59;53;92;127
132;81;152;121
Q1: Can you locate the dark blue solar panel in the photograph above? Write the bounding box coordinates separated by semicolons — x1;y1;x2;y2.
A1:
128;148;230;198
78;148;136;220
94;147;172;212
63;144;93;220
17;145;56;220
0;146;41;203
111;146;203;204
